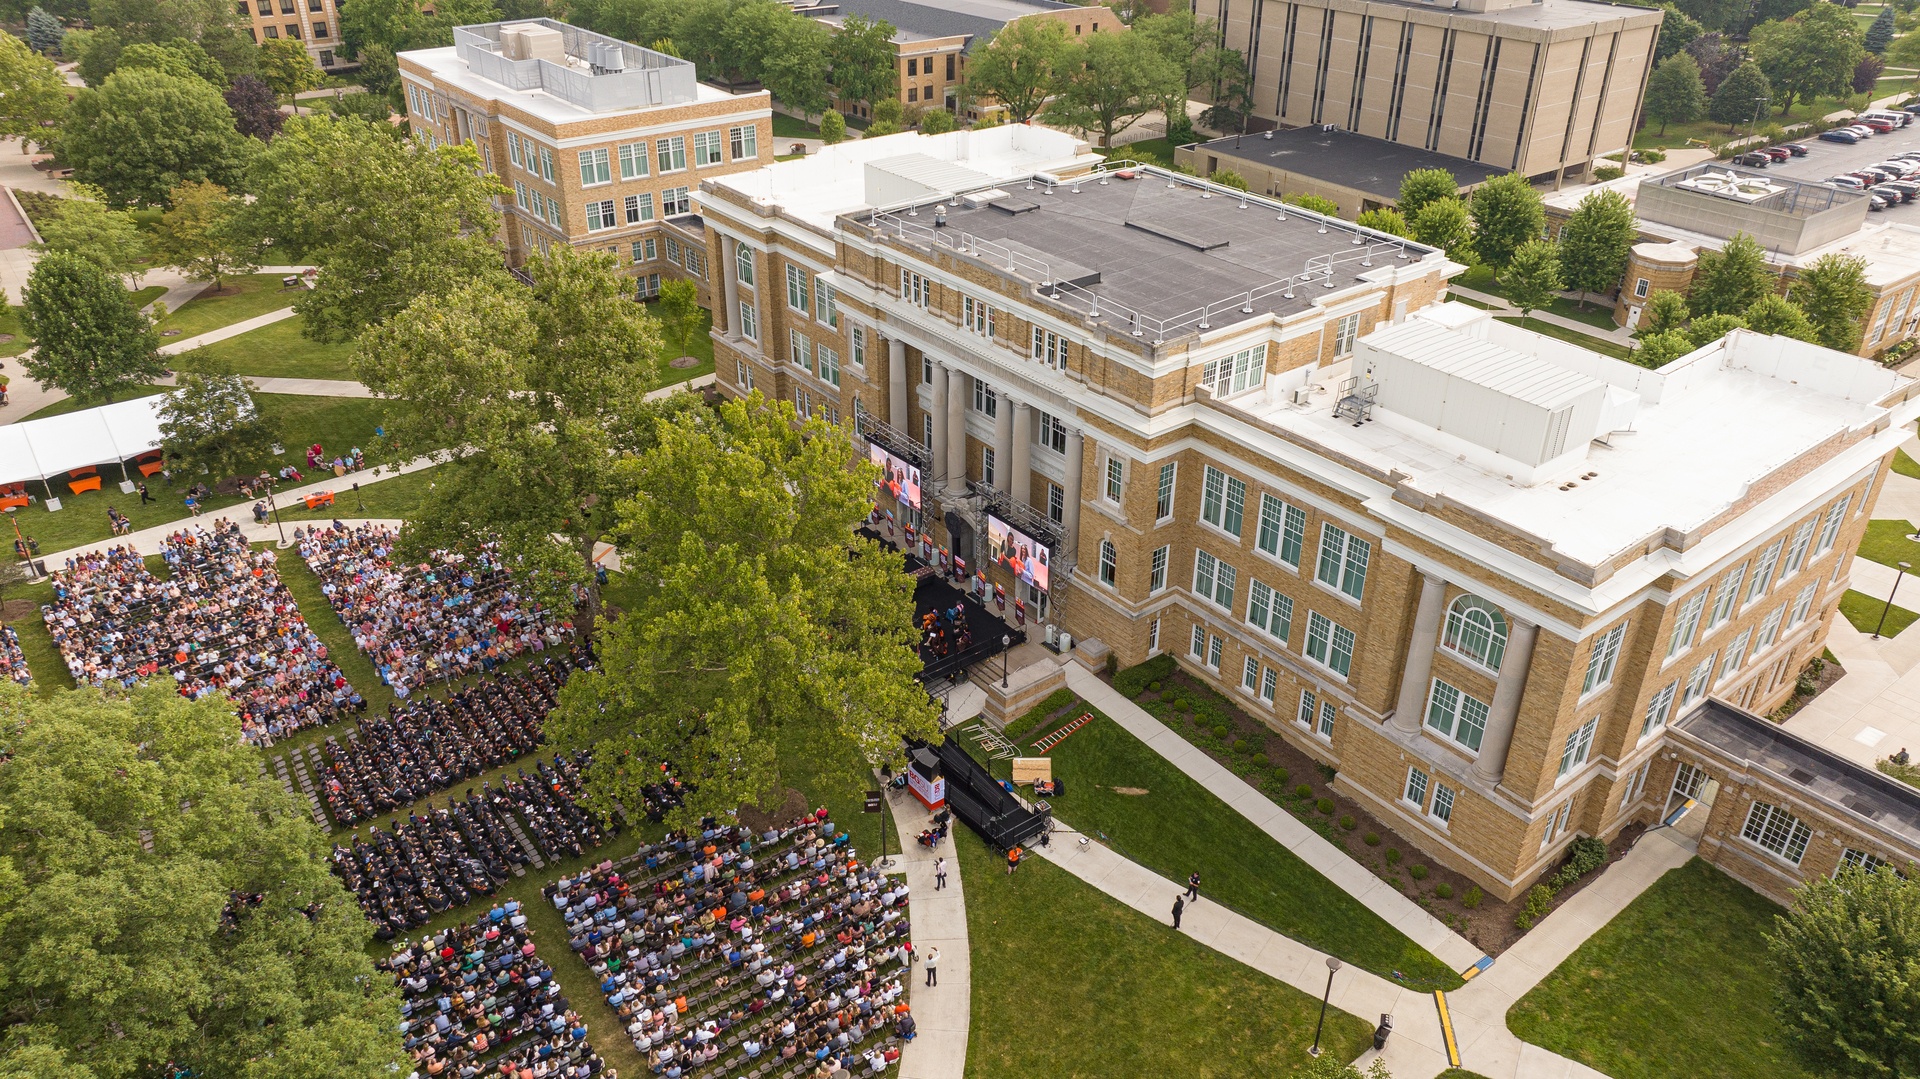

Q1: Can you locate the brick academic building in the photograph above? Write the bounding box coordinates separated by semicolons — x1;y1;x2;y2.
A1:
697;128;1920;901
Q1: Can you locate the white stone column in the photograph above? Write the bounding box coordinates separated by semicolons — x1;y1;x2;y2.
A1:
720;236;741;340
888;339;908;430
992;392;1013;493
1392;572;1448;734
1061;427;1083;554
929;360;949;485
1010;402;1032;506
946;366;967;489
1474;619;1539;786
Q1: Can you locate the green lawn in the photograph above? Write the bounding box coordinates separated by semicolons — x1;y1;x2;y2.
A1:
995;704;1460;989
1495;316;1636;361
0;303;30;358
173;313;356;381
771;112;821;140
1840;587;1920;637
6;394;391;557
156;274;302;338
641;299;715;386
1102;137;1182;165
1457;264;1618;330
959;821;1372;1078
1856;519;1920;571
1445;292;1497;310
1507;859;1813;1079
1894;449;1920;480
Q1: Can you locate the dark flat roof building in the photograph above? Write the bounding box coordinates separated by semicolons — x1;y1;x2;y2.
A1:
1175;127;1506;219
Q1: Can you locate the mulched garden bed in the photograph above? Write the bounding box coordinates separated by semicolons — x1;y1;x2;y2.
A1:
1107;655;1637;956
1768;651;1845;722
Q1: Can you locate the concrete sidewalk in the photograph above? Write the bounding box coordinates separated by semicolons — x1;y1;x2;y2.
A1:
886;793;968;1079
1061;663;1486;973
160;304;300;354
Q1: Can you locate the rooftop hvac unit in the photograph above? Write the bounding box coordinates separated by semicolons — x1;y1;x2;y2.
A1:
1322;124;1337;133
1292;387;1313;406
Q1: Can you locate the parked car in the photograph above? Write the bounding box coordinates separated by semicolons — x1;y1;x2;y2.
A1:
1904;101;1920;115
1872;184;1911;204
1887;180;1920;199
1778;142;1810;156
1761;146;1792;162
1822;129;1862;143
1849;124;1878;137
1870;193;1890;211
1862;119;1898;134
1827;175;1868;187
1861;110;1912;128
1734;151;1773;167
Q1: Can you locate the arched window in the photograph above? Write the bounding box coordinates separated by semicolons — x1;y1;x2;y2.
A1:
1443;595;1508;671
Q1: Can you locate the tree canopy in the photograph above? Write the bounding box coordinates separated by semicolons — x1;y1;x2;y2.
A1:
0;683;404;1079
224;72;283;140
1709;61;1774;130
1468;172;1545;272
1397;167;1458;219
1743;293;1819;342
1655;3;1704;63
0;29;68;143
59;67;254;208
1504;240;1563;321
1643;52;1706;135
257;33;319;95
1689;232;1776;316
1767;863;1920;1078
964;17;1072;126
1749;3;1862;116
1411;197;1474;264
1044;28;1182;148
350;246;666;636
157;370;281;481
20;250;164;404
1787;252;1876;353
1557;187;1637;305
34;187;145;287
151;179;258;289
825;13;896;108
247;114;507;341
546;393;942;829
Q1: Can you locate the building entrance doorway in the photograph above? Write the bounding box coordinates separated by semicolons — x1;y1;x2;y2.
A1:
1665;761;1718;839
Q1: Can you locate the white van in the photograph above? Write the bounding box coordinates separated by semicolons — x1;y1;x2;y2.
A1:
1861;109;1914;128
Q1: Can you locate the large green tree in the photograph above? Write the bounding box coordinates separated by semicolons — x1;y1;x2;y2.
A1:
1749;3;1862;117
1044;28;1183;148
1637;288;1688;337
1397;167;1458;218
1412;197;1474;263
752;9;830;118
59;67;254;208
20;250;164;404
115;36;225;86
546;393;942;829
1642;52;1706;135
962;16;1071;126
1743;293;1820;342
257;34;319;96
0;684;404;1079
1867;3;1896;52
1636;328;1698;366
248;114;507;341
1787;252;1876;353
33;186;145;287
25;6;63;54
1468;171;1545;273
1689;232;1776;316
0;29;68;145
350;246;664;635
1674;0;1746;32
338;0;495;58
825;13;896;109
151;178;258;290
1767;864;1920;1078
1504;239;1563;324
1709;62;1774;131
1655;3;1704;63
1557;187;1637;306
157;370;281;480
1134;9;1250;132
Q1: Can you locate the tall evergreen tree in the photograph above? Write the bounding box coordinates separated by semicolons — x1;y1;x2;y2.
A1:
1866;4;1896;53
20;250;164;404
1557;188;1638;306
25;5;63;53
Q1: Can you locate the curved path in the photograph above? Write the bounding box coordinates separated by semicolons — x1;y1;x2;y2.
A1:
885;788;970;1079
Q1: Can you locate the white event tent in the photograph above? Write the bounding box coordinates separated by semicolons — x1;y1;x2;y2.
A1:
0;395;168;494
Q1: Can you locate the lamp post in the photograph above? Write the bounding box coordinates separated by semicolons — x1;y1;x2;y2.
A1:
1001;634;1011;687
1874;560;1911;638
1748;96;1771;147
1309;956;1342;1056
258;471;287;547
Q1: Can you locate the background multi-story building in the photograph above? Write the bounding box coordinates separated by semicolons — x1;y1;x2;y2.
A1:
698;131;1920;901
399;20;773;300
1203;0;1663;183
788;0;1121;120
237;0;345;70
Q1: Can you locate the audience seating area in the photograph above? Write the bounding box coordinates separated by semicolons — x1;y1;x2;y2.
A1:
380;907;615;1079
319;654;588;826
1;625;27;687
297;523;575;701
40;523;357;745
546;814;914;1079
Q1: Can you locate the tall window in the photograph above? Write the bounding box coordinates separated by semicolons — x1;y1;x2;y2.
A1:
1200;466;1246;536
1105;458;1124;503
818;346;840;387
1789;582;1817;627
850;326;865;368
1754;606;1786;654
1256;495;1307;567
1747;539;1784;602
728;124;757;160
1099;540;1117;586
662;187;690;215
1149;546;1169;593
1431;783;1455;825
1783;518;1817;576
692;130;723;166
1047;483;1064;523
585;200;617;231
1741;801;1812;863
1155;462;1176;521
1243;656;1261;692
1246;580;1293;643
578;148;611;185
787;264;810;314
737;300;757;341
964;296;994;336
1403;766;1429;808
1641;682;1677;738
657;135;686;172
1332;313;1361;356
817;281;838;328
789;330;811;372
982;447;996;488
1442;596;1507;671
1201;344;1268;397
1426;680;1490;752
1719;628;1752;681
538;147;554;181
900;270;929;307
1261;666;1277;703
1667;592;1707;658
735;243;754;285
1581;622;1627;696
1192;550;1236;610
1304;612;1355;678
1315;523;1370;601
623;193;653;223
1039;413;1068;454
1557;716;1598;777
1191;624;1208;660
973;379;997;417
618;141;649;179
1032;326;1067;370
1706;566;1746;630
1815;494;1853;554
1681;650;1718;705
1297;688;1318;730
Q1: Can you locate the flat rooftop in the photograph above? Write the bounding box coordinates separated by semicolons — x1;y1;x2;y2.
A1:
1223;305;1913;568
884;169;1445;339
1362;0;1664;29
1192;128;1505;201
795;0;1071;44
1644;163;1863;217
1676;700;1920;850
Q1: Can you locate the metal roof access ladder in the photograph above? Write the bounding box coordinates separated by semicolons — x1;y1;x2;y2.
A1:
1333;376;1379;427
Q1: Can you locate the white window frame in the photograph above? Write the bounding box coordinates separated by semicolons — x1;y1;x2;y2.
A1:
1099;539;1117;586
1667;592;1707;659
787;264;810;314
900;269;930;308
1246;580;1293;643
1783;518;1817;576
1192;550;1236;610
1747;539;1784;604
1332;313;1361;356
578;147;611;186
1815;494;1853;555
1149;546;1169;594
1200;343;1268;398
661;186;690;216
1430;783;1455;826
737;300;757;341
816;280;838;328
964;296;995;337
1199;466;1246;537
850;326;865;368
1426;678;1490;753
1155;462;1177;522
1581;622;1627;697
1556;716;1598;779
1105;457;1124;503
1031;326;1067;370
657;135;686;173
1442;596;1508;672
1315;523;1369;602
692;130;723;167
1304;611;1355;679
1256;494;1307;568
1741;800;1812;864
618;141;649;179
728;124;758;161
1641;682;1677;739
1403;766;1429;809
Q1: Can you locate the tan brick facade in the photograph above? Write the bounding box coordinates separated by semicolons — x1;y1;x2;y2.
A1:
238;0;343;69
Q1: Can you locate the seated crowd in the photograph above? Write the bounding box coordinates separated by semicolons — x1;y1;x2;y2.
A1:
379;908;617;1079
40;524;358;745
1;625;28;686
297;523;575;700
319;654;583;826
545;812;914;1078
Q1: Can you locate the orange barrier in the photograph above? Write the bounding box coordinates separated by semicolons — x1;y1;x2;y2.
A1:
304;491;335;509
68;476;102;495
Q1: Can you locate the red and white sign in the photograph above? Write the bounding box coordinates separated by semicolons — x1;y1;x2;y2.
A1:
907;768;945;809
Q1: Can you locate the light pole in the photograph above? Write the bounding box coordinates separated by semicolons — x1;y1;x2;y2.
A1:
1309;956;1342;1056
258;471;288;547
1874;560;1911;638
1001;634;1011;687
1748;96;1771;147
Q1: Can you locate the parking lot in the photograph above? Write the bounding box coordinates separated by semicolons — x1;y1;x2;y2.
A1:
1759;115;1920;187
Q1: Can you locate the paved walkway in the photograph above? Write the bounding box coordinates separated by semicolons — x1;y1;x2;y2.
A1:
1035;811;1696;1079
160;305;301;354
1061;664;1486;972
1445;284;1637;345
885;792;968;1079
